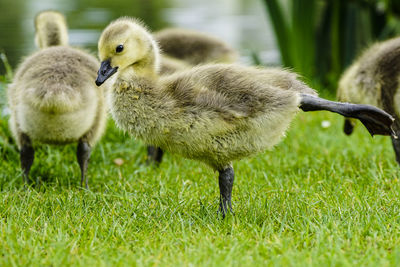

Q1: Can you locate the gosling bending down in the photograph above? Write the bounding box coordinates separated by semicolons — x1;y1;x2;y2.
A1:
8;11;106;187
96;18;394;216
337;36;400;164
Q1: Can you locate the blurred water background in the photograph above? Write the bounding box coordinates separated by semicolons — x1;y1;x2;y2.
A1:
1;0;400;93
0;0;279;74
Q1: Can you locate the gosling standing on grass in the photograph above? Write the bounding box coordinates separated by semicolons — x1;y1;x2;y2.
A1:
8;11;107;188
145;28;239;164
337;37;400;164
96;18;394;217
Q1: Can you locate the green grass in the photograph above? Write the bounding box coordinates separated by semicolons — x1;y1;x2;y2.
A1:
1;77;400;266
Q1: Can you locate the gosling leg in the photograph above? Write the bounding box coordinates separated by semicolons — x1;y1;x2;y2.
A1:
299;94;395;137
343;118;355;135
391;120;400;165
391;135;400;165
146;145;164;165
77;140;91;189
20;133;34;185
218;166;235;218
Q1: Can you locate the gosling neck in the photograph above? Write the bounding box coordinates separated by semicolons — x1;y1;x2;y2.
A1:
110;64;174;145
119;64;158;83
119;38;161;81
35;20;68;48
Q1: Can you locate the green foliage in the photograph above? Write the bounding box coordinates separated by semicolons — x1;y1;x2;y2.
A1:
0;67;15;160
263;0;400;92
1;74;400;264
0;52;12;82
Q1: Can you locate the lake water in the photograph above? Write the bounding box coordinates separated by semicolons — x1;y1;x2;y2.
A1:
0;0;279;74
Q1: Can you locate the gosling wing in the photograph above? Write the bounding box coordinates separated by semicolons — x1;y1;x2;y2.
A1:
162;64;315;121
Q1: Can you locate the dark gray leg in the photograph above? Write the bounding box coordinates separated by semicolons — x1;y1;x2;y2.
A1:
299;93;395;137
391;119;400;165
20;133;34;185
391;135;400;165
147;146;164;165
343;118;354;135
77;140;91;189
218;166;234;218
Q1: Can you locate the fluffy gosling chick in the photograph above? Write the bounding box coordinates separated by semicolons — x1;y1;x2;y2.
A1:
96;18;394;217
8;11;106;187
147;28;239;164
337;37;400;164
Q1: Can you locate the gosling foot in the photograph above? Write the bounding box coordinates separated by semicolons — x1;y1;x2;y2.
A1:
300;94;395;137
218;165;235;218
77;140;91;189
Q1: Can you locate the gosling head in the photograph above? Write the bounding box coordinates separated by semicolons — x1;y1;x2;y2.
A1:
35;10;68;48
96;17;160;86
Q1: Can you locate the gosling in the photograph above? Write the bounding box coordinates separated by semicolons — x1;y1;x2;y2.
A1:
337;37;400;164
155;28;238;66
96;18;394;217
146;28;239;164
8;11;106;188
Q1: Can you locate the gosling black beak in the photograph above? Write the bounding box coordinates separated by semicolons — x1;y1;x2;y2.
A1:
95;59;118;86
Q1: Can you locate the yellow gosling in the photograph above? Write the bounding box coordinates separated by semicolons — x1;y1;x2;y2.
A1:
96;18;394;217
337;37;400;164
155;28;238;66
8;11;107;188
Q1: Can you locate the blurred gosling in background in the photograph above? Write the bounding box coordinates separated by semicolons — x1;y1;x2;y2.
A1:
145;28;239;164
7;11;107;188
96;18;394;217
155;28;238;72
337;37;400;164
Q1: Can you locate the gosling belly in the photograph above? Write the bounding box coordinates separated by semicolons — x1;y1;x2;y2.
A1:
17;101;98;144
159;108;299;169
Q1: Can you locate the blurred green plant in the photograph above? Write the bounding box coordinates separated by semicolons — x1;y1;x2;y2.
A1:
0;51;13;82
262;0;400;92
0;52;17;159
0;52;12;108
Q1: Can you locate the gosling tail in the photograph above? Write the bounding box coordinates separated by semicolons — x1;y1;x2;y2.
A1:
299;93;396;137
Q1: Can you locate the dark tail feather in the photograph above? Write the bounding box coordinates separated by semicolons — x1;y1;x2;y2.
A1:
299;94;396;137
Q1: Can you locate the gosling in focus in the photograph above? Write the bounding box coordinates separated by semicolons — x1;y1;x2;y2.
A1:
145;28;239;164
337;37;400;164
8;11;106;188
96;18;394;217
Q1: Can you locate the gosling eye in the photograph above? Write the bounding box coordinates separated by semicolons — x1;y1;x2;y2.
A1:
116;44;124;53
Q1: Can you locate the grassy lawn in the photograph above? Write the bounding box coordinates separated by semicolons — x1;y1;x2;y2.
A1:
1;77;400;266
